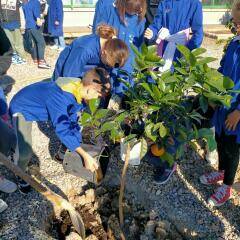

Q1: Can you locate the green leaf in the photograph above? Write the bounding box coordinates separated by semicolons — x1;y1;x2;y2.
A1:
197;57;217;65
141;43;148;56
94;109;109;120
131;43;143;59
147;45;157;55
123;134;137;144
145;53;162;62
101;121;115;132
164;75;178;84
161;152;174;166
192;48;207;56
145;123;157;142
139;138;148;159
159;123;167;138
223;76;234;89
177;45;196;67
89;98;100;115
115;111;128;122
135;57;147;70
151;85;162;101
175;67;188;75
141;82;154;96
199;95;208;113
176;144;184;159
177;128;188;141
81;112;92;126
205;136;217;152
158;79;166;92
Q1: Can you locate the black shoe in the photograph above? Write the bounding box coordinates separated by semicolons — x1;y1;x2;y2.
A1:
16;176;31;194
154;163;177;185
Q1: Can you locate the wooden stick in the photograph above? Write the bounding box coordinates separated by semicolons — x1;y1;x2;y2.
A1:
119;144;130;227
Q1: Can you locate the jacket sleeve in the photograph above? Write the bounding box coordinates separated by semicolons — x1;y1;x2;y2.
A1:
62;47;90;78
55;0;63;22
134;18;146;49
92;0;108;33
148;2;164;41
187;1;203;50
111;60;134;97
46;94;82;152
52;45;90;81
218;54;226;74
33;0;41;19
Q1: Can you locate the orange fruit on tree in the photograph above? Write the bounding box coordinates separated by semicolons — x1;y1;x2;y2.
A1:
151;144;165;157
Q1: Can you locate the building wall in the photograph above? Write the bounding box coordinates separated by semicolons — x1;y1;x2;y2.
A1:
63;8;231;27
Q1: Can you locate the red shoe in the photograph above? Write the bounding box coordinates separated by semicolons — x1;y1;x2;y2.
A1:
199;171;224;185
208;184;232;207
33;59;38;64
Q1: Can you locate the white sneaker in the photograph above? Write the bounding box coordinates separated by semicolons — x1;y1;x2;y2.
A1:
206;149;218;165
0;199;8;213
0;176;17;193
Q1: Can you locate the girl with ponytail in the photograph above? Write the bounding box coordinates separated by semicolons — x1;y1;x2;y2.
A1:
52;24;129;95
92;0;147;79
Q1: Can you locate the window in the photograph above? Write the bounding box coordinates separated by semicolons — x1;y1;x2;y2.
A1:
202;0;232;8
63;0;98;8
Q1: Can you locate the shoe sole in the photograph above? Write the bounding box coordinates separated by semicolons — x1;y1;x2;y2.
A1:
38;66;51;69
154;163;177;185
199;176;223;185
208;196;232;207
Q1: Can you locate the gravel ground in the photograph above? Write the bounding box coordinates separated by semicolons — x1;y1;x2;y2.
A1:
1;38;240;240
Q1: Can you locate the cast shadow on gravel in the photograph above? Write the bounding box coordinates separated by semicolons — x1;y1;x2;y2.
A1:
178;150;240;239
37;121;64;162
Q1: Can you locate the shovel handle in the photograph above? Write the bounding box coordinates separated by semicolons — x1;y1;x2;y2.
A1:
0;152;61;205
95;167;103;184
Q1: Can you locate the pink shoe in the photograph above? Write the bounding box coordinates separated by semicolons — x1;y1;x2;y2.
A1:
208;184;232;207
199;171;224;185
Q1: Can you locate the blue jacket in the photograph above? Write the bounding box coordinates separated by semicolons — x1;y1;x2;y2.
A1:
22;0;41;30
47;0;64;36
0;88;7;116
52;34;132;96
92;0;146;75
212;37;240;143
9;81;83;151
149;0;203;53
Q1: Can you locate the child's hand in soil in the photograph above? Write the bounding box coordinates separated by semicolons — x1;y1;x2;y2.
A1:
225;109;240;131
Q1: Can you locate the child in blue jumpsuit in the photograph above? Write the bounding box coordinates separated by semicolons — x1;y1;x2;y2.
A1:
22;0;50;69
144;0;203;72
48;0;65;50
92;0;147;78
52;24;130;97
9;67;111;193
199;3;240;207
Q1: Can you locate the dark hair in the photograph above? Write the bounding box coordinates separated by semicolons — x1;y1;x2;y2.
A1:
96;24;129;68
82;67;111;95
115;0;147;24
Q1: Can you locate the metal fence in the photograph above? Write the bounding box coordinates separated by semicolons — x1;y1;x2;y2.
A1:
63;0;231;9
